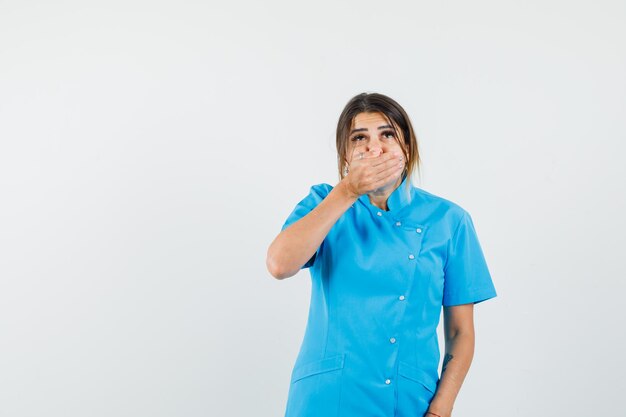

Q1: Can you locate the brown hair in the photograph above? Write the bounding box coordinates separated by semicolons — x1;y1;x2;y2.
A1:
336;92;421;191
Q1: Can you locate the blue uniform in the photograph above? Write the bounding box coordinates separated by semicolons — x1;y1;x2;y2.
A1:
280;173;497;417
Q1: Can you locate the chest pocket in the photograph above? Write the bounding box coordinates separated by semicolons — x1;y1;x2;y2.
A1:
396;220;426;257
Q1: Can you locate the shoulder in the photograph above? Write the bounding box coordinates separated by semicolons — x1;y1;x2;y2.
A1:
306;182;334;199
287;182;334;206
410;185;470;230
312;182;334;194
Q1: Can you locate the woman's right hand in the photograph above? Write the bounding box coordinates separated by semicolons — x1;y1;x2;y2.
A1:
341;147;405;199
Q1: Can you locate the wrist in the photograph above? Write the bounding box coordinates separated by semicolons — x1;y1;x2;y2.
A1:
426;407;452;417
426;411;449;417
335;179;359;201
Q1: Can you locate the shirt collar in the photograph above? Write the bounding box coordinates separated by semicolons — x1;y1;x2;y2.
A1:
358;172;412;213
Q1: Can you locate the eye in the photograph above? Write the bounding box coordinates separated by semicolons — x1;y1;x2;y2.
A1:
382;130;396;139
351;135;365;141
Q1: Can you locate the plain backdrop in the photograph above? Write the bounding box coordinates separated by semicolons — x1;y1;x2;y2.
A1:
1;1;625;416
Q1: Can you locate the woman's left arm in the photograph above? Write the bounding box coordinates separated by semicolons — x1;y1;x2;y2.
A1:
425;303;475;417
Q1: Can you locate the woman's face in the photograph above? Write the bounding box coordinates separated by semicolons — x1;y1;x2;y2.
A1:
346;111;405;163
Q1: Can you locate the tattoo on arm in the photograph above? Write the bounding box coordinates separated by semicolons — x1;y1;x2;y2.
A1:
442;353;453;373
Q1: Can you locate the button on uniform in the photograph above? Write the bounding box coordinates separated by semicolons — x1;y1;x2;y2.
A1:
398;295;405;301
389;337;396;344
408;254;415;260
385;379;391;385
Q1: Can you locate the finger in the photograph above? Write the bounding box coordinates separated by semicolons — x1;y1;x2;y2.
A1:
370;151;403;170
348;145;367;163
366;158;393;178
370;155;404;177
369;170;403;192
371;160;404;185
360;160;402;191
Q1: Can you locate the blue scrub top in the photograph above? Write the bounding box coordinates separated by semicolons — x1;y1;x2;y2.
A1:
280;173;497;417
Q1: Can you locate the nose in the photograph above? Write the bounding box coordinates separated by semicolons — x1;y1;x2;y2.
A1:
366;139;388;155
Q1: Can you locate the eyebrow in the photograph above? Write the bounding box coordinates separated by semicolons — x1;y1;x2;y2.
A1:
350;124;394;135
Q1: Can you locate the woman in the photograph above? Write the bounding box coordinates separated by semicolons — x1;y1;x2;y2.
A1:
266;92;497;417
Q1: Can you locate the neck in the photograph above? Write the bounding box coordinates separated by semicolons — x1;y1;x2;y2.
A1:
368;175;403;211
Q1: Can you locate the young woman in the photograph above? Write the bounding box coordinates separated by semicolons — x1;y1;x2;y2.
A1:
266;92;497;417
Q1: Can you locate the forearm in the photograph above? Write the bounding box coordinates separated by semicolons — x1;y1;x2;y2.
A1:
267;181;357;279
426;331;475;417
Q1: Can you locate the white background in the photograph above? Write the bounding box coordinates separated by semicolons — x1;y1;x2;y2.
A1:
1;1;624;416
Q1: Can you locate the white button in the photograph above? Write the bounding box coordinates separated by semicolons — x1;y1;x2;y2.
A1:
377;211;382;216
398;295;405;301
385;379;391;385
395;221;401;226
408;254;415;260
389;337;396;344
416;228;422;233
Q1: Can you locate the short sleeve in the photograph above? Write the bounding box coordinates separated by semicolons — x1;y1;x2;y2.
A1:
442;210;497;306
280;183;331;269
